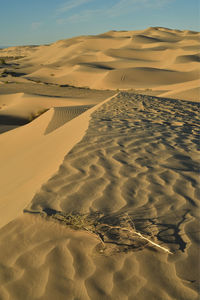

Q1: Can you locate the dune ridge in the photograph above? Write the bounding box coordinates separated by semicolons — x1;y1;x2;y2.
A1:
45;105;92;134
0;27;199;101
0;26;199;299
0;93;117;228
0;92;199;299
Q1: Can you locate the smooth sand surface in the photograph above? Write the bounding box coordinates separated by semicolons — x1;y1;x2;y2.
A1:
1;26;199;101
0;93;92;128
0;86;114;133
0;27;199;300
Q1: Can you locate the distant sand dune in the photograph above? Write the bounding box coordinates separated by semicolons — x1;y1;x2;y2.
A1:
100;67;198;90
175;54;200;63
0;92;107;134
0;93;87;121
0;27;199;299
1;26;199;101
133;34;166;43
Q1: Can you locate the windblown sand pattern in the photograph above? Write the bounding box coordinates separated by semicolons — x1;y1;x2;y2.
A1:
0;211;198;300
45;105;93;134
0;26;199;299
1;27;199;101
5;92;196;299
29;93;199;219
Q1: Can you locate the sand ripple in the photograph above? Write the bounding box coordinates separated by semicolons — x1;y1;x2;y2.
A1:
22;92;200;298
45;105;92;134
0;92;199;299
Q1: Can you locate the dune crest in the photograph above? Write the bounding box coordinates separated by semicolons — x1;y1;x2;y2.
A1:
1;27;199;101
0;92;199;299
0;94;117;228
0;26;199;299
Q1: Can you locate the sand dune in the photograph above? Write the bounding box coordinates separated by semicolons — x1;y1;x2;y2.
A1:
45;105;92;134
175;53;200;63
0;45;38;59
154;78;200;102
100;67;198;90
0;26;199;299
0;92;199;299
0;89;114;133
0;94;116;228
0;212;198;300
1;26;199;101
28;92;200;219
0;93;83;122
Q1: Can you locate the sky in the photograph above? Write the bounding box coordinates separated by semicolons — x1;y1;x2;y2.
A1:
0;0;199;46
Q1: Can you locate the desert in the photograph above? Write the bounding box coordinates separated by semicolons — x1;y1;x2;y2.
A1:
0;26;199;300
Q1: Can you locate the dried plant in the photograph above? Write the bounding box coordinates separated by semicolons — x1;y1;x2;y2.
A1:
28;109;48;121
25;209;172;255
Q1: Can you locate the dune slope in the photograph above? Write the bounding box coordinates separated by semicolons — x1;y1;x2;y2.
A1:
0;27;199;101
0;94;117;228
0;26;199;299
0;92;198;299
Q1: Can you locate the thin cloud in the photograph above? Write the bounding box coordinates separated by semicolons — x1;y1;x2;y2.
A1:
57;0;93;14
56;0;174;24
31;22;42;30
108;0;174;17
56;8;102;24
68;9;101;23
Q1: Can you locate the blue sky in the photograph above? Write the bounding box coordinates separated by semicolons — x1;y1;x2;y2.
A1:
0;0;199;46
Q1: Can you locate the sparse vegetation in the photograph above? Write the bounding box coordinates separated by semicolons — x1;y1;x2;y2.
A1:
0;56;24;61
24;209;173;255
0;58;6;65
28;108;48;122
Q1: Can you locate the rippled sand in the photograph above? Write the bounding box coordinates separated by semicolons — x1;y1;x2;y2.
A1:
0;92;199;300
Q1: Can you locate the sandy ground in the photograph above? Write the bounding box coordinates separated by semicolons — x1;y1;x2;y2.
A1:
0;27;199;300
0;92;199;300
0;84;114;133
0;27;199;101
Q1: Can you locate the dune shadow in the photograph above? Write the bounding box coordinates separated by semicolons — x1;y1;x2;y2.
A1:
0;114;28;125
0;124;20;134
1;70;26;77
